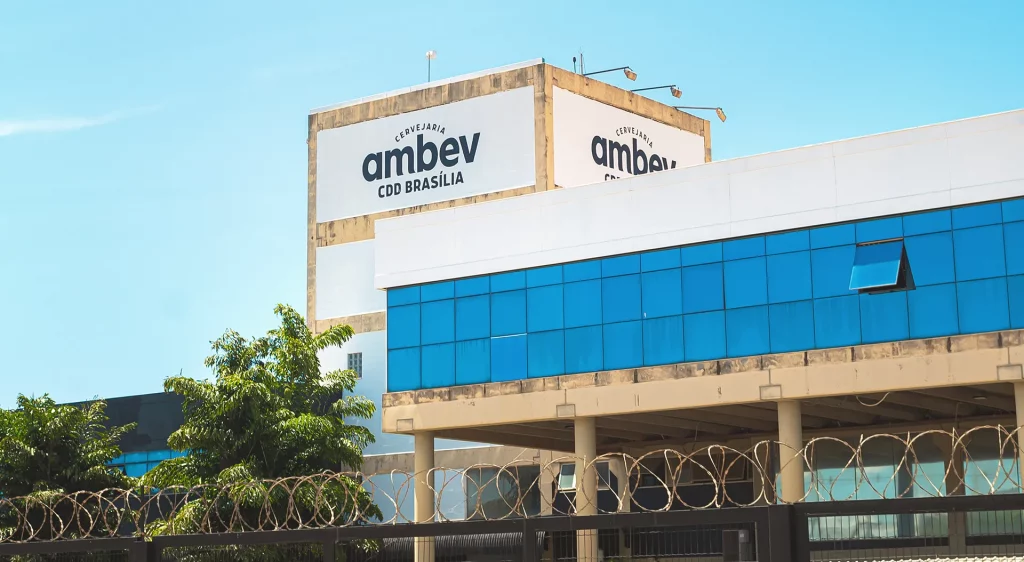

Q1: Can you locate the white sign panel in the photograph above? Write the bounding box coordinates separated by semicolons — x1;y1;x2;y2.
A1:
316;87;536;222
552;86;706;189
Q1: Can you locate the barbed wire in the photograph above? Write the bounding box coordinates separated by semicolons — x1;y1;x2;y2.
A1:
1;426;1021;542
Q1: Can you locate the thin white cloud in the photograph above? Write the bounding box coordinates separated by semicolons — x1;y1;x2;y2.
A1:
0;106;160;137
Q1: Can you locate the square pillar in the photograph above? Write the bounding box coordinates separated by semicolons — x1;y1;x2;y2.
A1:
777;400;804;503
575;418;599;562
414;431;435;562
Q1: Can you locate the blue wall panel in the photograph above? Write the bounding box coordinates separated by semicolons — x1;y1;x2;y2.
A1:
813;295;861;348
724;257;768;309
491;290;526;336
456;296;490;341
420;299;455;345
957;278;1010;333
1009;275;1024;329
565;280;603;328
491;335;527;381
953;226;1006;281
527;285;564;332
769;301;815;353
422;343;455;388
565;326;603;373
387;348;420;392
643;316;684;366
908;284;959;339
860;291;909;344
684;311;727;361
603;321;643;369
455;339;490;385
389;196;1024;391
726;306;770;357
767;251;812;304
683;263;724;314
603;275;642;323
641;269;683;319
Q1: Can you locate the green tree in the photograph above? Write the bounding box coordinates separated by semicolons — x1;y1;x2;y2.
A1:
0;395;135;541
142;304;381;535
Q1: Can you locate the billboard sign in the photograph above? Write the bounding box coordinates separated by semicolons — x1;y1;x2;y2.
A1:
552;86;706;189
316;87;536;222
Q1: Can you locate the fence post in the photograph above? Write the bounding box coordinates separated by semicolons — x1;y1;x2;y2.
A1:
522;519;538;562
760;504;797;562
130;540;156;562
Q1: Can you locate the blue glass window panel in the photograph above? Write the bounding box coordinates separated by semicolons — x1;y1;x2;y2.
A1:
681;242;722;266
564;280;603;328
527;265;562;288
811;245;857;298
603;254;640;277
641;248;681;272
110;455;125;464
602;274;642;323
811;224;855;249
768;301;815;353
420;281;454;302
124;451;148;464
490;290;526;336
903;210;951;236
957;278;1010;333
149;450;172;461
683;311;726;361
491;335;527;382
952;202;1002;229
146;462;161;472
682;263;724;314
908;284;959;339
527;285;564;332
643;316;684;366
125;463;148;478
725;306;770;357
528;330;565;378
455;339;490;385
564;260;602;282
766;231;810;255
953;225;1006;281
641;269;683;319
723;237;765;261
1008;275;1024;329
388;286;420;307
564;326;603;374
1003;199;1024;223
421;343;455;388
903;233;954;286
387;348;420;392
860;291;909;344
603;321;643;370
724;257;768;309
1004;222;1024;276
420;299;454;345
767;251;812;304
849;241;904;291
813;295;861;348
856;217;902;243
455;276;489;297
387;304;420;349
490;271;525;293
455;296;490;341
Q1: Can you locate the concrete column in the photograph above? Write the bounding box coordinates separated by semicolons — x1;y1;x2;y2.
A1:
414;431;435;562
575;418;599;562
1016;382;1024;490
777;400;805;503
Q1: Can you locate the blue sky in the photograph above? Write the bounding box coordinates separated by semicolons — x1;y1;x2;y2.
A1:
1;1;1021;406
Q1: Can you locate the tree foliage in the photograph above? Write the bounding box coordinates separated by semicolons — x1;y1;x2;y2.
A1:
141;304;381;534
0;395;134;498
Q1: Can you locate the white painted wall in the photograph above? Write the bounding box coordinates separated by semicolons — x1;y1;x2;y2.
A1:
375;109;1024;289
316;240;385;320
